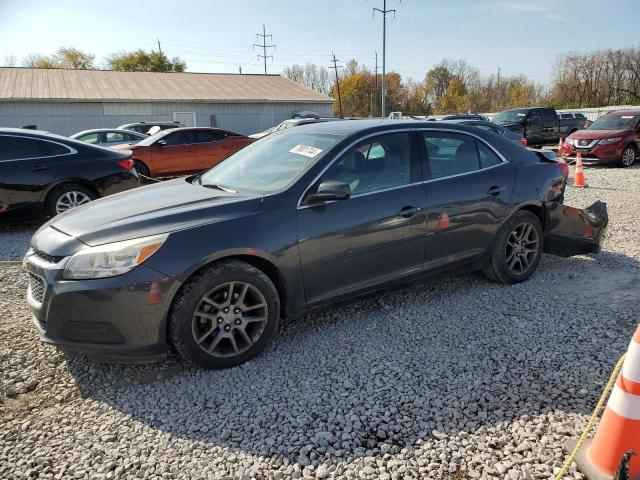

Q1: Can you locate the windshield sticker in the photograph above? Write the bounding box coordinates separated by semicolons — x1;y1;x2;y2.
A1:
289;144;323;158
517;113;525;116
621;115;634;119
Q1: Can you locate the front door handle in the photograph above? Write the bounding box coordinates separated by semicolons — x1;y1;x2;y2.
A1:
30;165;48;171
487;186;506;196
397;206;420;218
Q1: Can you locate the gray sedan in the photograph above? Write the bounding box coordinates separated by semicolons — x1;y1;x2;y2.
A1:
70;128;147;147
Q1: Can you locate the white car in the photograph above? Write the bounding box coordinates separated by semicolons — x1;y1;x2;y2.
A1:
70;128;147;147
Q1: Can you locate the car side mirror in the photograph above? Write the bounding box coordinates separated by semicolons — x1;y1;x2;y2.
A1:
156;139;167;147
305;180;351;205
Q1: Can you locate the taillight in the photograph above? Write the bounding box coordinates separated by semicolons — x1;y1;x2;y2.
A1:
557;160;569;178
117;158;134;171
519;137;527;146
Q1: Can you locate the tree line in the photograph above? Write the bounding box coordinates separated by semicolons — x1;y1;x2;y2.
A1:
3;47;186;72
283;46;640;117
3;45;639;116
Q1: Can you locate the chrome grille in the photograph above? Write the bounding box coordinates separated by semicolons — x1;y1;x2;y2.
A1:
28;272;46;303
32;250;64;264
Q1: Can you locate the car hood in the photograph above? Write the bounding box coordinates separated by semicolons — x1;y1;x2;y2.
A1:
569;129;632;140
496;121;524;131
39;178;263;247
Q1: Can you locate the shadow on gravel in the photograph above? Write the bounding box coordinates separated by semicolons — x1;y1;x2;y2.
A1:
62;249;639;467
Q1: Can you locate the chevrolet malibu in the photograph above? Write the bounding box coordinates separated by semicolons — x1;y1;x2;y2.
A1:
24;121;608;369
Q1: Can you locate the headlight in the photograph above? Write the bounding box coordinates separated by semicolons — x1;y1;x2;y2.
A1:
566;138;574;146
63;234;168;280
599;137;622;145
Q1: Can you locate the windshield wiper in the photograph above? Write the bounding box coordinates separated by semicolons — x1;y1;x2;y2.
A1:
200;182;238;193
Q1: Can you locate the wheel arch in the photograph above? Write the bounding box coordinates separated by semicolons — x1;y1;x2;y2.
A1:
43;179;101;211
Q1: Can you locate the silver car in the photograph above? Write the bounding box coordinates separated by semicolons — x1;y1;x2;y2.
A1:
70;128;147;147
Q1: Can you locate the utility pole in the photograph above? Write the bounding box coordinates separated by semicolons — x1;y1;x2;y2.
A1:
373;1;396;118
157;38;162;54
496;66;501;110
330;53;343;118
374;51;378;116
239;66;242;74
253;24;276;75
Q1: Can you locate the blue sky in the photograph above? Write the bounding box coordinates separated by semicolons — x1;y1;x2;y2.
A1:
0;0;638;85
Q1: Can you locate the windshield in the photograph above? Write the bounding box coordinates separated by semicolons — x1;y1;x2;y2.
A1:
136;130;172;146
199;131;341;193
493;109;529;124
589;114;640;131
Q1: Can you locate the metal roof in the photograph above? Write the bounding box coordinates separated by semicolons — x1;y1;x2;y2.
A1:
0;68;334;104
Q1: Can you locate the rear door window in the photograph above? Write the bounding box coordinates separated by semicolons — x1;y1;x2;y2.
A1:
79;133;100;144
105;132;127;143
195;131;227;143
421;131;480;179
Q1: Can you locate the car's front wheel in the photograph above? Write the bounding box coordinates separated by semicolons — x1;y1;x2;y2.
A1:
482;210;543;284
620;145;636;168
169;260;280;369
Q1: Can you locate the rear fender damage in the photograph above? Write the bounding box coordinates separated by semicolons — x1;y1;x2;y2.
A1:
543;201;608;257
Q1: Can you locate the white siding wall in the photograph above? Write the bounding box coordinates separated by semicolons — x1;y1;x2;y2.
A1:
0;101;334;136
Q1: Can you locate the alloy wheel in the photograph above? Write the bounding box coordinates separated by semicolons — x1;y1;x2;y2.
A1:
192;281;268;358
505;222;540;275
55;191;92;213
622;148;636;167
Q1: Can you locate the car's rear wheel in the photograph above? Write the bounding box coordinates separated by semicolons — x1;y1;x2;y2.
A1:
620;145;636;168
134;160;152;183
46;184;96;217
482;210;543;284
169;260;280;369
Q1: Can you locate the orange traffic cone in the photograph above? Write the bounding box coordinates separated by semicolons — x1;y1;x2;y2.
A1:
573;152;588;188
570;324;640;479
436;212;450;231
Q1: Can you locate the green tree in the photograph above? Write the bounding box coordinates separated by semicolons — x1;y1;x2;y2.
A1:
437;78;469;114
22;48;95;69
107;50;186;73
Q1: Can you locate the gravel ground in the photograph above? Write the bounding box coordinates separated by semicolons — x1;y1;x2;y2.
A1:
1;164;639;480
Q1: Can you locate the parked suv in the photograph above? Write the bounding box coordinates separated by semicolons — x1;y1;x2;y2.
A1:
493;107;585;146
560;110;640;167
118;121;185;135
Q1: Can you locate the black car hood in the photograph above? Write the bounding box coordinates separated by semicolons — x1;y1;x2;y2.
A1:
44;178;263;247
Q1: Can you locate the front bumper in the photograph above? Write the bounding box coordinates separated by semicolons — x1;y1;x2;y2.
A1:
560;143;623;164
24;254;180;362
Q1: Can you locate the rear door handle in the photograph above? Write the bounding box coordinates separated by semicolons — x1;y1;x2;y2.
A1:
397;206;420;218
487;186;506;196
30;165;48;171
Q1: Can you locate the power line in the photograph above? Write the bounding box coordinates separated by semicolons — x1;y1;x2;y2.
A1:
329;52;343;118
253;24;276;75
373;1;396;118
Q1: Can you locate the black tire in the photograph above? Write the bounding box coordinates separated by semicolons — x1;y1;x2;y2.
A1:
482;210;544;284
134;160;151;184
168;260;280;369
619;145;636;168
45;183;96;217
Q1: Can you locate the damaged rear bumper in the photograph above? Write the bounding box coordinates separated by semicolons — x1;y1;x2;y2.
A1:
544;201;608;257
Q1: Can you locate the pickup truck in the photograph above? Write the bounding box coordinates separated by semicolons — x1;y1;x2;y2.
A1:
493;107;586;147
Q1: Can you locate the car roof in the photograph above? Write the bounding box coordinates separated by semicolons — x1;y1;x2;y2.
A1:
293;118;496;137
72;128;145;136
607;110;640;116
121;121;182;125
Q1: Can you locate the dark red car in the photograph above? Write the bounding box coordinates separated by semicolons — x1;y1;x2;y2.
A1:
560;110;640;167
114;127;254;178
